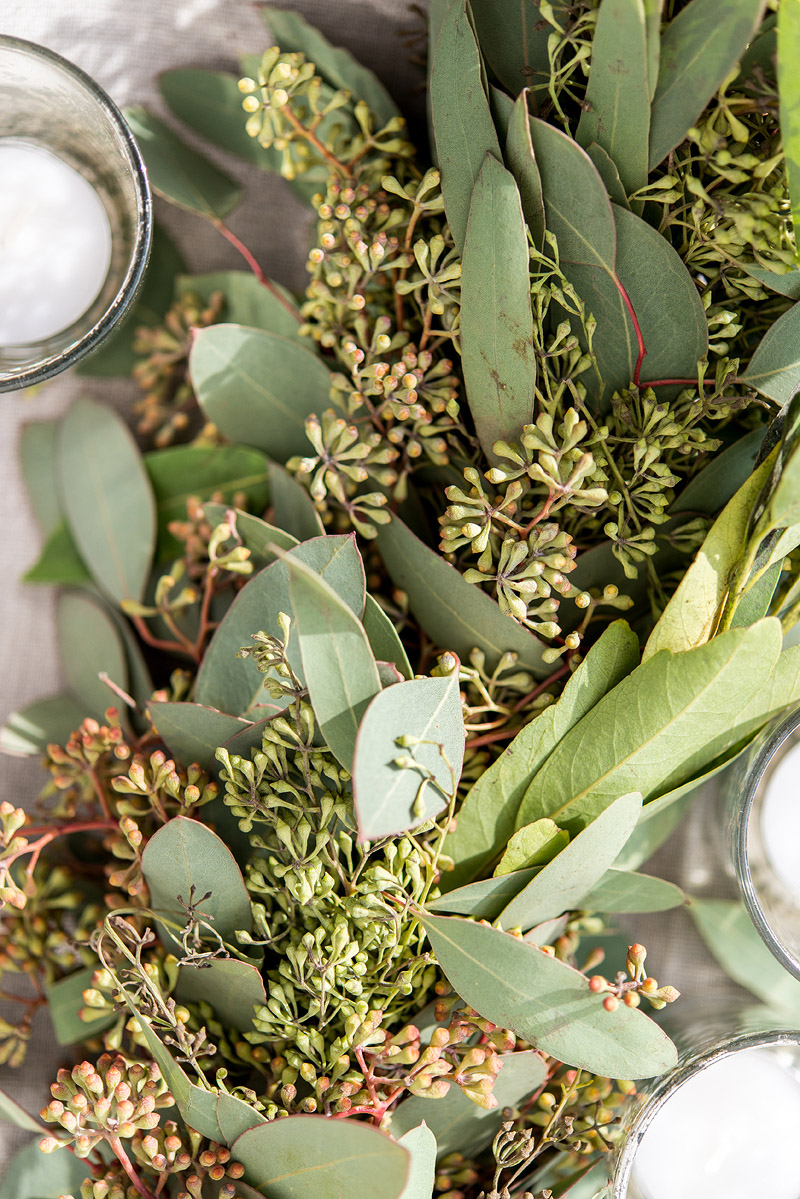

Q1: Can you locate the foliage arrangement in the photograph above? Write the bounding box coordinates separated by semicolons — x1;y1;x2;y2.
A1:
4;2;800;1198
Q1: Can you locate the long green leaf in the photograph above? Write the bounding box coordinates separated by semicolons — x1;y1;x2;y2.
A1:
427;869;537;921
363;594;413;680
576;0;649;196
141;816;252;951
517;620;783;831
196;534;364;715
498;792;642;929
742;300;800;404
151;702;251;771
0;1088;45;1135
0;1140;90;1199
430;0;501;253
191;324;331;461
19;420;60;535
232;1116;409;1199
690;899;800;1016
0;694;86;758
388;1052;547;1158
285;553;381;770
352;670;464;839
461;154;536;462
649;0;765;169
469;0;551;97
643;0;664;101
504;92;546;249
442;620;639;888
377;515;548;677
644;454;774;659
124;106;241;218
58;398;156;606
56;591;129;723
421;915;677;1078
176;960;266;1032
581;867;685;913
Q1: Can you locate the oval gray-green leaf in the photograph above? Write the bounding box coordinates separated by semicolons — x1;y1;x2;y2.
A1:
196;534;364;715
742;300;800;405
377;515;548;677
427;868;536;921
142;816;252;951
159;69;279;167
0;1087;45;1134
58;398;156;606
397;1123;437;1199
151;702;251;771
267;461;326;542
499;792;642;929
388;1051;546;1158
421;914;677;1078
581;867;685;913
430;0;501;253
461;153;536;463
24;521;91;587
191;324;331;461
442;620;639;889
232;1114;410;1199
176;959;266;1032
286;552;381;770
690;898;800;1016
46;967;116;1046
175;270;303;340
0;694;86;757
19;420;60;535
124;106;241;218
352;670;464;840
0;1140;90;1199
56;591;129;723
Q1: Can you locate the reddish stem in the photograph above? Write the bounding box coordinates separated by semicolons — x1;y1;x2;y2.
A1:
108;1136;157;1199
615;278;646;386
512;660;571;713
213;221;303;324
643;376;716;388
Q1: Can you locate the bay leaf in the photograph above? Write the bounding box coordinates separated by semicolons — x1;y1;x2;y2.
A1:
495;818;569;874
427;869;536;921
24;521;91;587
580;867;685;913
585;142;629;209
124;107;241;218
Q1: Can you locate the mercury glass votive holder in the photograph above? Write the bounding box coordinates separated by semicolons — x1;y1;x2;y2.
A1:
0;35;151;392
610;1006;800;1199
727;702;800;981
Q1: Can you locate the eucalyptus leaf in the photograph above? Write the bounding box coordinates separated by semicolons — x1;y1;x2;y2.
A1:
124;106;241;218
739;262;800;299
671;426;764;515
504;92;545;250
377;515;548;677
264;8;400;128
19;420;60;535
352;670;464;839
141;816;252;950
191;324;331;461
581;867;685;913
430;0;501;253
690;899;800;1016
648;0;765;169
363;594;413;680
58;397;157;606
267;461;326;541
232;1115;410;1199
216;1091;268;1145
46;968;116;1045
144;443;271;561
421;914;677;1077
517;620;783;832
196;534;364;715
495;819;569;875
175;269;303;340
129;1012;226;1142
0;694;86;757
0;1088;44;1134
176;959;266;1032
442;620;639;888
285;552;381;770
498;792;643;930
397;1123;437;1199
24;521;91;586
427;868;536;921
0;1139;90;1199
461;154;536;462
643;0;663;101
489;85;514;141
56;591;129;723
77;225;186;376
388;1052;547;1158
159;68;280;167
202;503;298;571
469;0;551;98
731;557;783;628
575;0;649;196
151;702;251;771
742;300;800;403
585;142;629;209
644;454;774;659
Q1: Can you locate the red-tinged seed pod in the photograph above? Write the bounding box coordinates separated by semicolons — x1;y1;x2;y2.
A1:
217;1147;231;1163
209;1165;226;1181
199;1150;217;1168
227;1162;245;1179
588;975;606;993
603;996;619;1012
624;992;640;1008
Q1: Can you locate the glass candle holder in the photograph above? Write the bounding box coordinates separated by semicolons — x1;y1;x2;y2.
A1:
727;702;800;981
0;35;151;392
610;1006;800;1199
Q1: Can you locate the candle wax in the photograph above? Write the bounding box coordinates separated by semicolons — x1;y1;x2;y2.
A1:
630;1047;800;1199
760;740;800;904
0;141;112;345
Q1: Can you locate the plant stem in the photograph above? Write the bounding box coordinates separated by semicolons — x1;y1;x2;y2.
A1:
108;1136;157;1199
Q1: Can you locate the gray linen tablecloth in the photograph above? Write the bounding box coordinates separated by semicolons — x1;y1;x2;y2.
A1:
0;0;742;1171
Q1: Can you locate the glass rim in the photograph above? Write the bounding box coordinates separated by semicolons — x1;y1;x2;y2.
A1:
612;1027;800;1197
733;700;800;983
0;34;152;391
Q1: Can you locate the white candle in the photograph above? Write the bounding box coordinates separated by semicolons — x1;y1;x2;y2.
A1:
630;1047;800;1199
0;141;112;345
760;740;800;903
